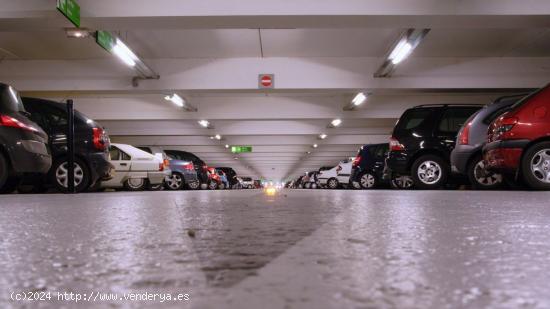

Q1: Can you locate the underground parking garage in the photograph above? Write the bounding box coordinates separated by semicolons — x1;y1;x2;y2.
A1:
1;1;550;308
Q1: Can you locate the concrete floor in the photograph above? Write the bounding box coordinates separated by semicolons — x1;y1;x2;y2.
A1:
1;189;550;309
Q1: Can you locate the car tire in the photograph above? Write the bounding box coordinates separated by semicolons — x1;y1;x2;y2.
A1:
327;178;339;189
124;178;148;191
208;181;218;190
219;183;225;190
187;180;200;190
0;153;10;193
359;172;377;189
467;155;503;190
165;173;185;190
311;183;317;189
50;157;91;193
304;183;311;189
148;182;164;191
521;142;550;190
391;175;415;189
411;155;449;190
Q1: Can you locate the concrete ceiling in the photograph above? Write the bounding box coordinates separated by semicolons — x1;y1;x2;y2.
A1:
1;0;549;181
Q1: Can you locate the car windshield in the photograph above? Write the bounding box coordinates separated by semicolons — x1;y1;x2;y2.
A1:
0;84;26;113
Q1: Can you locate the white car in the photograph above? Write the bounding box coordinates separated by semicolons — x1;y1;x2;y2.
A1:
318;159;358;189
101;143;171;191
240;177;255;189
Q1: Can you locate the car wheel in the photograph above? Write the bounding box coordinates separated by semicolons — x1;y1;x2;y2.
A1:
187;180;200;190
248;185;254;189
124;178;148;191
327;178;339;189
208;181;218;190
165;173;185;190
467;155;503;190
304;183;310;189
311;183;317;189
359;173;376;189
50;158;91;193
522;142;550;190
411;155;449;190
219;183;225;190
391;175;415;189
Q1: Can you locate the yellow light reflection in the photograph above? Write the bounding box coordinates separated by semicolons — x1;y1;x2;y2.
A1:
265;187;277;196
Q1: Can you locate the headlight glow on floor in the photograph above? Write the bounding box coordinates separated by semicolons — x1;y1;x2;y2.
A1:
265;187;277;196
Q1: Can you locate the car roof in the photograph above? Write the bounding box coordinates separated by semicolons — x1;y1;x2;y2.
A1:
410;103;483;109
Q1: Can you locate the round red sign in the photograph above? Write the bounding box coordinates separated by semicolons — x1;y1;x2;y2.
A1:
261;75;272;87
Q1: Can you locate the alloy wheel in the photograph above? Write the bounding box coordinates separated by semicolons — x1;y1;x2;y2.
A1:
393;176;414;189
56;162;84;188
166;174;183;190
360;173;375;188
473;160;502;186
530;149;550;184
188;180;200;189
417;161;442;185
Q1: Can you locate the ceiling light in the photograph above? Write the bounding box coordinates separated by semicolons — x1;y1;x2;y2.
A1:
389;41;413;65
331;119;342;127
374;29;430;78
225;144;229;148
319;134;327;140
65;28;91;38
313;144;318;148
198;120;210;128
306;151;311;154
112;38;138;67
215;134;221;140
209;136;214;140
352;92;367;106
164;93;184;107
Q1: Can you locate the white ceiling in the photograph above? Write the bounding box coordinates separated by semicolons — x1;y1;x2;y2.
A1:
1;1;549;181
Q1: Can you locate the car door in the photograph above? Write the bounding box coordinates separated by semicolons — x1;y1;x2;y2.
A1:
107;146;132;185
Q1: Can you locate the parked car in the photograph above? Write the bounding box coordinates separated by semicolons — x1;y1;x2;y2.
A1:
0;83;51;193
138;147;200;190
100;143;169;191
164;150;208;190
254;180;263;188
216;167;239;189
206;167;222;189
484;85;550;190
318;158;356;189
386;104;481;189
451;95;524;189
350;143;389;189
241;177;255;189
21;97;114;192
302;171;320;189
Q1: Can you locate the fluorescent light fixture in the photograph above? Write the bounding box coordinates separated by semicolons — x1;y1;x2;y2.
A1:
164;94;184;107
313;144;318;148
198;120;210;128
65;28;91;38
389;41;413;65
319;134;327;139
225;144;229;148
112;39;138;67
352;92;367;106
331;119;342;127
306;151;311;154
215;134;221;140
209;136;214;140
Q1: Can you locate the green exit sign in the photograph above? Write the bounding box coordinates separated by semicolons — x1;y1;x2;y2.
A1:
231;146;252;153
96;30;114;52
56;0;80;27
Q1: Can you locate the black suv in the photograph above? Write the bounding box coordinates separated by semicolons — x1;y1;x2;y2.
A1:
21;98;114;192
164;150;209;186
386;104;481;189
350;143;388;189
0;84;51;193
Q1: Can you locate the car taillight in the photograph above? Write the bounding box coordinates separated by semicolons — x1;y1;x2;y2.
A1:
0;114;38;133
203;165;208;170
163;159;170;167
183;162;194;171
352;155;361;167
92;127;108;151
458;121;473;145
159;163;164;171
389;136;405;151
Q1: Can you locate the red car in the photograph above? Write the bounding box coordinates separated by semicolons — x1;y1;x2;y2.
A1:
206;167;222;190
483;84;550;190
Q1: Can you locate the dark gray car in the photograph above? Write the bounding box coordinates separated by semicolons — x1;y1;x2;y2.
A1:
450;94;524;189
0;83;51;193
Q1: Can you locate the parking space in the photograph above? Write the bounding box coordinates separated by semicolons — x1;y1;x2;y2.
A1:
1;1;550;308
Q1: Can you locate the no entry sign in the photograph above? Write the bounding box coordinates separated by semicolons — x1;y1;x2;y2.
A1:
258;74;274;89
